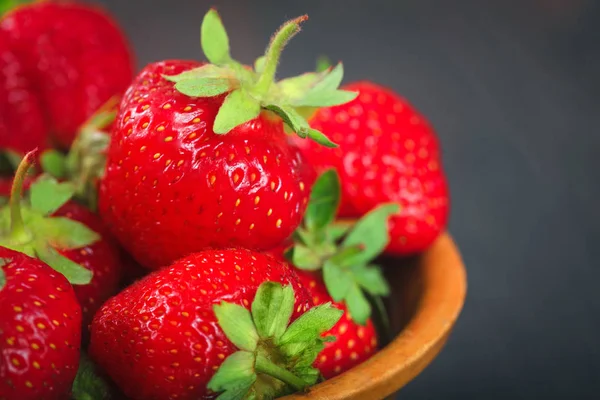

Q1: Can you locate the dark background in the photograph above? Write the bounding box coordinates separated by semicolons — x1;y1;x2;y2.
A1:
87;0;600;398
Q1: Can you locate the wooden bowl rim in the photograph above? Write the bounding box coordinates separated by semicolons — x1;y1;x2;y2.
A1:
283;232;467;400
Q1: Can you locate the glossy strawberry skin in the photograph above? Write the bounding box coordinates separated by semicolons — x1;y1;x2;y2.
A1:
99;60;314;270
0;29;47;155
0;180;122;327
89;249;313;400
296;81;450;255
0;1;134;148
0;246;82;400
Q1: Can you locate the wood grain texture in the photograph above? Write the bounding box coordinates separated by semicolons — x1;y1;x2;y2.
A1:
282;232;467;400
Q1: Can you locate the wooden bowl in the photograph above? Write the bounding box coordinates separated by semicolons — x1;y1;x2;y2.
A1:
283;232;467;400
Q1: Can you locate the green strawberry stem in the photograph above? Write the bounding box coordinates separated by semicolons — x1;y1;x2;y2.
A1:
253;15;307;97
254;354;307;391
8;149;35;243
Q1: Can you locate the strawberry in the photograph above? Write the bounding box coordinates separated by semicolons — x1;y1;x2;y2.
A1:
0;246;82;400
294;81;450;255
0;0;134;148
98;9;357;269
0;151;122;328
295;270;378;379
0;28;46;160
89;248;343;400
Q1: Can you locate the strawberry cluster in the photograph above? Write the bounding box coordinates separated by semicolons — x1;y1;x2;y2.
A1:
0;2;450;400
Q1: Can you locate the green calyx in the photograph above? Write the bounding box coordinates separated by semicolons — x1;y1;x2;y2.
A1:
0;257;8;290
71;353;112;400
208;281;343;399
0;151;97;285
287;169;399;325
40;96;117;212
0;0;19;15
162;8;358;147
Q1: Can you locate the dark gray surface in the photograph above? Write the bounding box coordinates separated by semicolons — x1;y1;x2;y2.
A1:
89;0;600;398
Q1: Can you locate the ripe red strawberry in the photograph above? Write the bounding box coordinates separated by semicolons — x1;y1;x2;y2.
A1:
0;152;122;328
90;249;342;400
294;81;450;255
295;270;378;379
0;0;134;148
0;246;82;400
98;10;357;269
0;28;47;156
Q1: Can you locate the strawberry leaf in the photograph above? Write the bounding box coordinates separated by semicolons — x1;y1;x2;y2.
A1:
341;202;400;265
278;71;326;101
265;104;336;148
278;63;357;108
0;258;8;290
0;0;19;15
207;351;256;399
279;303;342;356
34;245;92;285
329;244;364;268
327;220;353;241
72;353;111;400
213;89;261;134
351;264;390;296
289;244;322;271
293;227;314;247
29;176;75;216
292;63;358;107
294;365;321;386
163;64;232;83
304;169;340;233
296;89;358;108
201;8;233;66
173;77;234;98
322;261;353;302
306;62;343;93
35;217;100;250
345;283;371;326
40;150;67;179
251;282;294;341
213;301;259;351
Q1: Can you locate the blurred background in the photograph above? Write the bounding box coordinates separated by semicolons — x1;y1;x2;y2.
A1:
86;0;600;398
